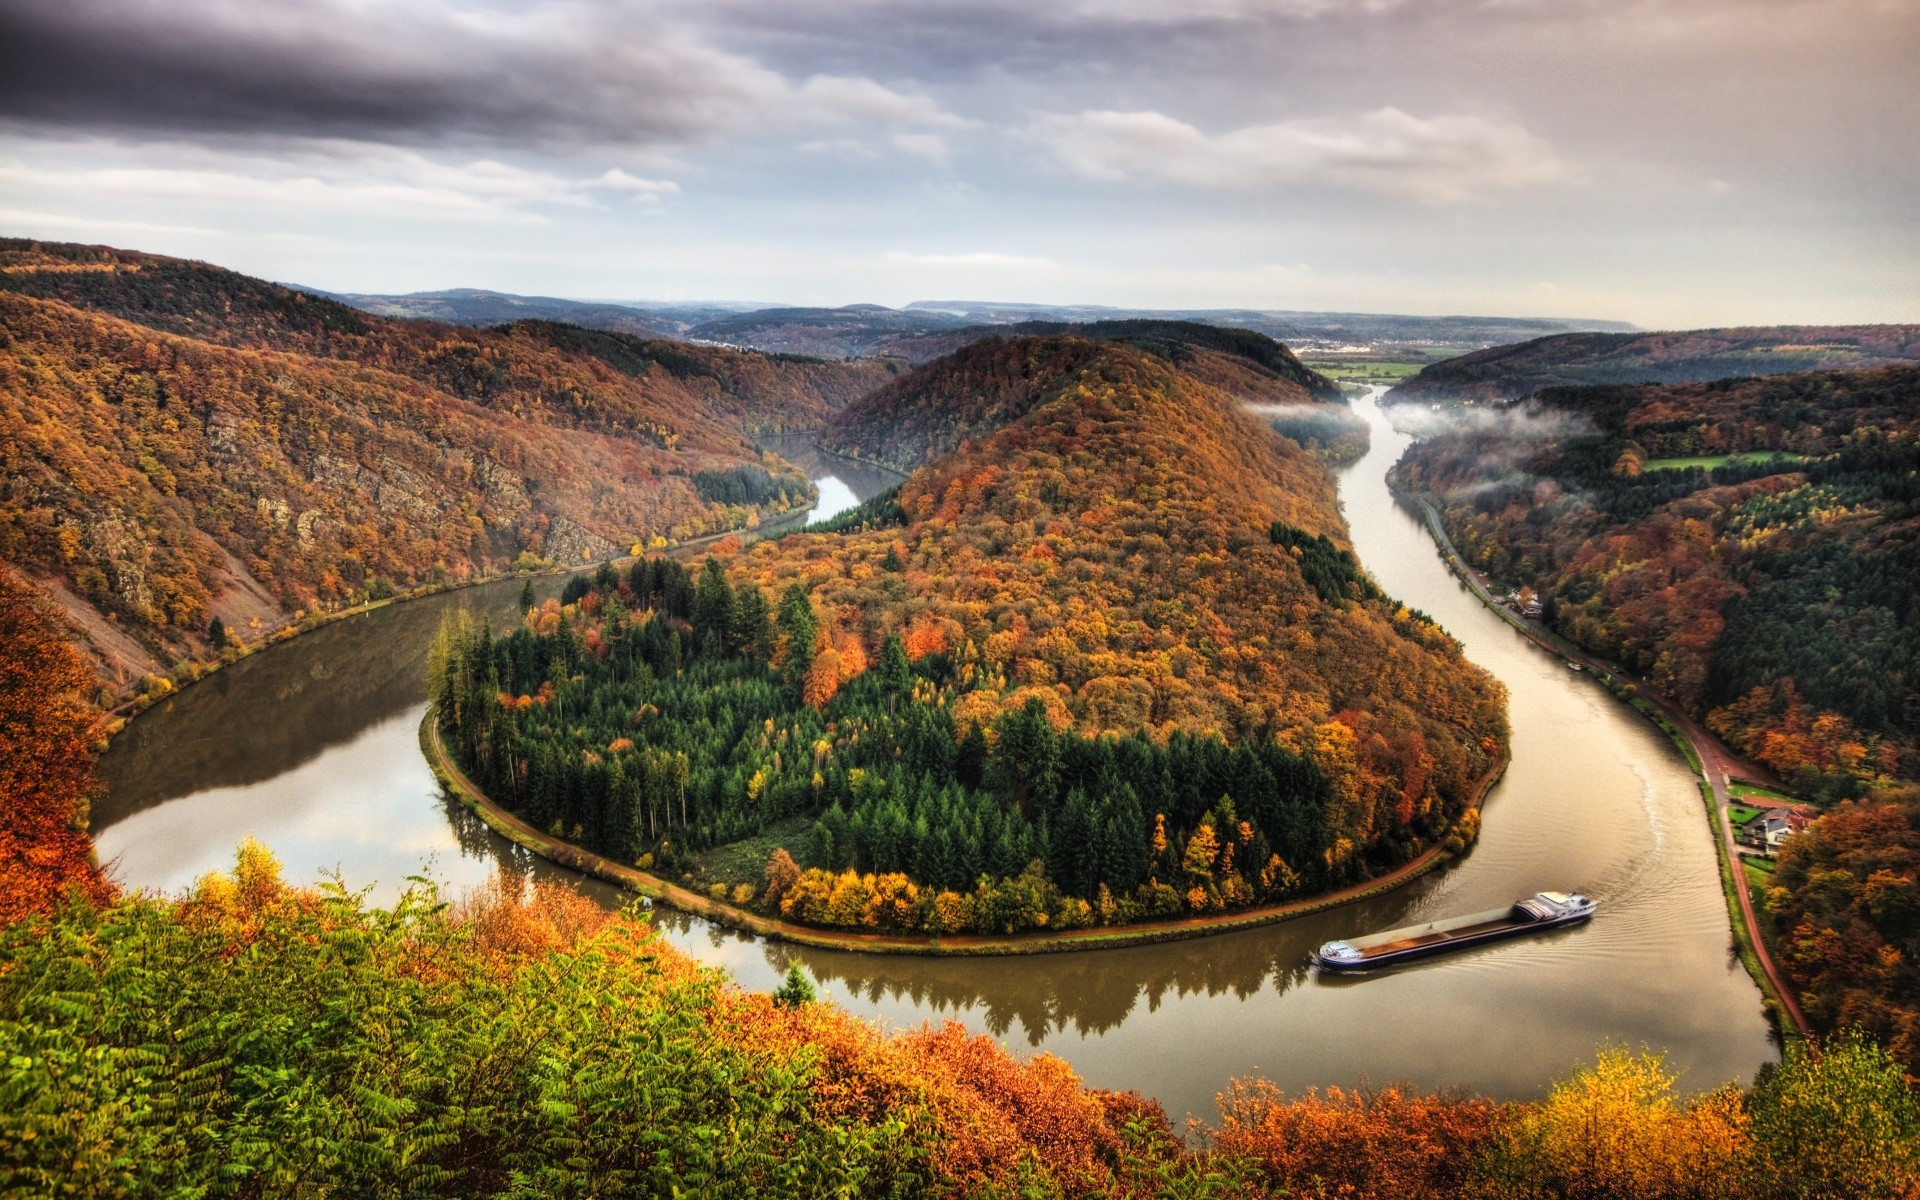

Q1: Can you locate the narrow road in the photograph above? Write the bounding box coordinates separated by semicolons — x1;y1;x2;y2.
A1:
1409;496;1814;1042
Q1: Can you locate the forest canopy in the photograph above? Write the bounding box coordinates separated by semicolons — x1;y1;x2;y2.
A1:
1397;365;1920;801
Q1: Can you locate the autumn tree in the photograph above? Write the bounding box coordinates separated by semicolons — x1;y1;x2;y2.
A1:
0;568;111;921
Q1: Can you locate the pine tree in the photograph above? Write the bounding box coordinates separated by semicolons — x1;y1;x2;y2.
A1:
776;584;818;688
773;963;817;1008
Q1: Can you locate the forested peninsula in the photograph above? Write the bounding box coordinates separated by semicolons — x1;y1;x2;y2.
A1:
435;336;1506;938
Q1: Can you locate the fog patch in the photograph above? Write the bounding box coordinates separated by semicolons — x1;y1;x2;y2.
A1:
1407;400;1597;507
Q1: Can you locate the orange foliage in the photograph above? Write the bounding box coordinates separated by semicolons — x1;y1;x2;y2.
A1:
903;612;949;661
0;567;111;922
803;648;844;708
1214;1079;1499;1199
0;239;872;683
731;337;1504;844
836;632;869;683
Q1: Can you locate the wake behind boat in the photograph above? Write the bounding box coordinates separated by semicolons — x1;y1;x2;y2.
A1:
1313;892;1595;973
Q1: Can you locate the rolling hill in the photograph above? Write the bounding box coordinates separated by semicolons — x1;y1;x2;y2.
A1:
319;287;1634;360
1395;364;1920;792
0;240;888;690
822;325;1343;472
1387;326;1920;405
719;335;1507;900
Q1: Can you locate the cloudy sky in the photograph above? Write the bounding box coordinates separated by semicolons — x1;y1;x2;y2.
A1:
1;0;1914;327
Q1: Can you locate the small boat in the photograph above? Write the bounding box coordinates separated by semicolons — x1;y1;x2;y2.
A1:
1312;891;1595;972
1568;662;1584;672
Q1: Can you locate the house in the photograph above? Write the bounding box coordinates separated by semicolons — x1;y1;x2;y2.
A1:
1743;809;1813;853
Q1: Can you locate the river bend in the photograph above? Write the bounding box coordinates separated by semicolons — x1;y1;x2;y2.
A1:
96;394;1777;1123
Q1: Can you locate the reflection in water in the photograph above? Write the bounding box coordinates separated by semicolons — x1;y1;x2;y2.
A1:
97;578;563;829
96;414;1778;1124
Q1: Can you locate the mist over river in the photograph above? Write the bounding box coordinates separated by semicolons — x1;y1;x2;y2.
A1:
96;392;1777;1124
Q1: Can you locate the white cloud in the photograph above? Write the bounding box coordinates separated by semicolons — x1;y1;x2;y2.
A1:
886;251;1053;267
0;144;684;223
890;132;952;164
1033;106;1568;202
791;75;973;130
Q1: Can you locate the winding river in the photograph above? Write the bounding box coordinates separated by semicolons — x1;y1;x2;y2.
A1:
95;392;1778;1124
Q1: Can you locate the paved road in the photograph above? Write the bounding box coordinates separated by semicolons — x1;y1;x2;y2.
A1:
1410;497;1814;1043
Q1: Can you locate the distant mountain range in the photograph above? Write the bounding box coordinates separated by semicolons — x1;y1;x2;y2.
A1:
308;286;1636;360
1386;326;1920;404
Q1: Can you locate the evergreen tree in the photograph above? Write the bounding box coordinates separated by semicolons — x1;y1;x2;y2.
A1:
776;584;818;687
773;963;817;1008
693;557;736;653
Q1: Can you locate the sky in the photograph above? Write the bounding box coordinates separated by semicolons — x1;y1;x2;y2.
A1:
0;0;1915;328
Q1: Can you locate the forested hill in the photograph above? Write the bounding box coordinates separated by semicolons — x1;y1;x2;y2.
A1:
0;240;870;693
0;240;892;435
1396;364;1920;798
883;319;1345;399
824;331;1341;472
731;336;1507;882
1388;325;1920;405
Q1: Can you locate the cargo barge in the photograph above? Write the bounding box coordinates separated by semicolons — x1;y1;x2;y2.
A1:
1312;891;1595;972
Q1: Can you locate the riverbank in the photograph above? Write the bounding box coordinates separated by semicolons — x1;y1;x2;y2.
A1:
422;707;1508;957
1396;487;1812;1043
93;476;844;741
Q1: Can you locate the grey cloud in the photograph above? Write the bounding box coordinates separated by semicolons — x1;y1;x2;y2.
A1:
0;0;956;147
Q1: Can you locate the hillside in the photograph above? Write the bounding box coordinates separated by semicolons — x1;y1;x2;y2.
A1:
825;329;1343;472
719;338;1507;905
1396;365;1920;796
0;241;889;690
0;240;887;436
1398;365;1920;1067
432;333;1500;938
1388;325;1920;404
310;287;685;337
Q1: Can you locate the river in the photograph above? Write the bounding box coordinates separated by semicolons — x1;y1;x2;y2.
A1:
94;392;1778;1125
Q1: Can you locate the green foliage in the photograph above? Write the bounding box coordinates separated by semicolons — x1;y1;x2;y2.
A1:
773;963;818;1008
1404;365;1920;793
0;875;926;1197
1745;1030;1919;1198
1267;523;1381;606
804;485;907;535
693;463;804;507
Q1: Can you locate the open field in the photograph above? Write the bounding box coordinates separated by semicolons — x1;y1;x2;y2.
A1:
1642;451;1811;472
1301;358;1430;383
694;816;815;888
